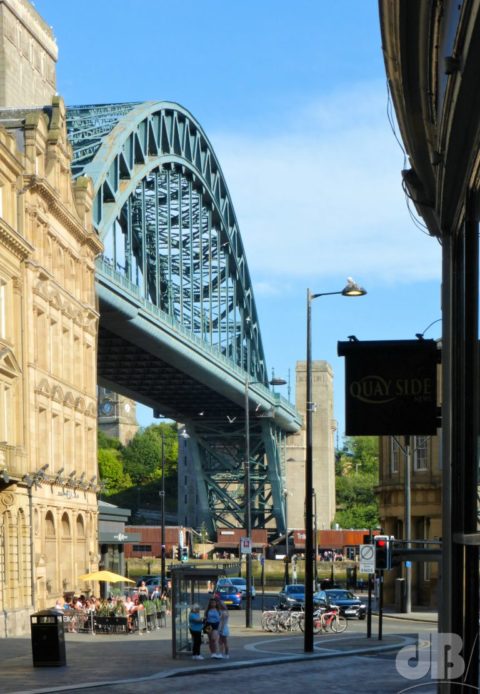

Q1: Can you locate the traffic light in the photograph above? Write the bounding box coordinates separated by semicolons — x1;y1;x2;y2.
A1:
374;535;392;570
181;547;188;562
176;546;181;560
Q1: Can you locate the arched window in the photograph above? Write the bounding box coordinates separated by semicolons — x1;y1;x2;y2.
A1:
45;511;56;538
61;513;71;538
76;515;85;538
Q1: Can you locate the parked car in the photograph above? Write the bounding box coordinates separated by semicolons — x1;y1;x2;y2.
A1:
314;589;366;619
277;584;306;609
214;583;242;609
225;577;256;599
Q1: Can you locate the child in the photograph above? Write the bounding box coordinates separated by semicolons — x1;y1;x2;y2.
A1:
189;604;204;660
218;601;230;658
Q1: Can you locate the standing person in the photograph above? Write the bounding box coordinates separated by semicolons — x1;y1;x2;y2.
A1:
189;604;204;660
218;601;230;658
204;597;222;658
138;580;149;604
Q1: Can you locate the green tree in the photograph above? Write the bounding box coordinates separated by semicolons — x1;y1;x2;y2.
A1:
98;429;123;451
98;448;132;495
343;436;379;475
122;423;178;485
334;436;380;529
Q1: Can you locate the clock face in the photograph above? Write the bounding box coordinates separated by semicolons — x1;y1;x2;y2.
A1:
124;403;131;413
101;400;113;416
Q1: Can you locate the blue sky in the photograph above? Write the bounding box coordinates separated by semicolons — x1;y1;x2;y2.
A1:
34;0;441;440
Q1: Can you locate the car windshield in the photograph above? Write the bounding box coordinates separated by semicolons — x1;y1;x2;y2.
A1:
327;590;355;600
230;579;245;585
218;586;235;593
286;586;304;594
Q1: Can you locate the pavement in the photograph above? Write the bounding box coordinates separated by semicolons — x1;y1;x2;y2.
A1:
0;607;438;694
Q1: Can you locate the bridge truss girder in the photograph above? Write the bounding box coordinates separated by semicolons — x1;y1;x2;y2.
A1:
66;101;300;537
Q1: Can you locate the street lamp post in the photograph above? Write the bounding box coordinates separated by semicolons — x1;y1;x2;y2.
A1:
159;432;166;593
404;436;412;613
304;278;366;652
244;374;253;628
313;489;318;590
244;373;286;628
284;489;289;558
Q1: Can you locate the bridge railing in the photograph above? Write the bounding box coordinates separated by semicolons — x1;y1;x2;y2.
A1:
97;258;299;421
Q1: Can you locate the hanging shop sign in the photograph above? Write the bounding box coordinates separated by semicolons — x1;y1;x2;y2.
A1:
337;339;439;435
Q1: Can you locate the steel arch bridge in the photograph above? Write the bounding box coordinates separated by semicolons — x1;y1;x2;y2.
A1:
66;101;301;537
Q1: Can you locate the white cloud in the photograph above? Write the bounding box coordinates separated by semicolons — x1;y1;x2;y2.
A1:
210;81;441;292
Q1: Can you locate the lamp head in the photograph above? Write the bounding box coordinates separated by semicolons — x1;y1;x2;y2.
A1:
341;277;367;297
269;377;287;386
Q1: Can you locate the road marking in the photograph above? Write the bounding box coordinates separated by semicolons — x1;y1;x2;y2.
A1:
243;632;416;657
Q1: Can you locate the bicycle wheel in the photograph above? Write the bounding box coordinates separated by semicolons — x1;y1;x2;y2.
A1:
277;613;291;631
265;614;280;632
298;614;305;632
261;612;272;631
290;613;303;632
330;614;348;633
312;617;323;635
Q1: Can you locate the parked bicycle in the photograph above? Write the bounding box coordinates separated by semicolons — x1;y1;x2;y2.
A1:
261;606;304;632
299;604;347;634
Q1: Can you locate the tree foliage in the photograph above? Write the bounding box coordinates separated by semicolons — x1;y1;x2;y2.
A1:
334;436;380;529
122;423;178;484
98;448;132;495
97;423;179;519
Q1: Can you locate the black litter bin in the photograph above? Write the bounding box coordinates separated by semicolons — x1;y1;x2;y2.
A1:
31;609;66;667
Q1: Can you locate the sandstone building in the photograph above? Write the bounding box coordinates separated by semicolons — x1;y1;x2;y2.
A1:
0;0;57;108
0;45;103;634
378;434;441;607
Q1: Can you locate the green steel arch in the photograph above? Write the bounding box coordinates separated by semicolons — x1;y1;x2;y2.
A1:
66;102;301;536
67;101;265;380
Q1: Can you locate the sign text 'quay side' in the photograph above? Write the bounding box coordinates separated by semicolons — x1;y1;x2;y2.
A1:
337;339;440;436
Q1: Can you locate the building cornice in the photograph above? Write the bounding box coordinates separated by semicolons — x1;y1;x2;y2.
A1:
23;175;103;256
0;216;33;259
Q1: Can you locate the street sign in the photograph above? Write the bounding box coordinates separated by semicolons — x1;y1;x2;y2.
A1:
359;544;375;573
240;537;252;554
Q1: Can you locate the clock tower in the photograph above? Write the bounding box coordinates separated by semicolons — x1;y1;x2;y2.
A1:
98;388;138;444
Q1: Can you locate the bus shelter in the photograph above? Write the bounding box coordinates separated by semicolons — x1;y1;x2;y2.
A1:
171;562;240;658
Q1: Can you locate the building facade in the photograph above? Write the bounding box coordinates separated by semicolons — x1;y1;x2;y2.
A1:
0;0;57;108
0;66;103;635
124;525;193;559
378;434;441;607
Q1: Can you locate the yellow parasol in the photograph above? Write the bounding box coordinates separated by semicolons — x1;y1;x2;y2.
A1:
78;569;135;584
